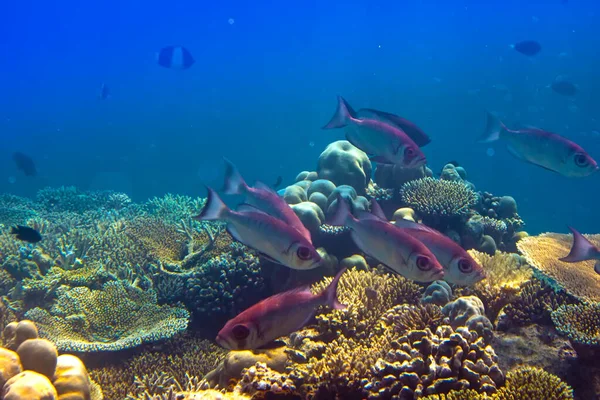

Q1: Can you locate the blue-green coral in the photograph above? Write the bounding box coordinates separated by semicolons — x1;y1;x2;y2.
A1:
551;302;600;346
400;177;477;218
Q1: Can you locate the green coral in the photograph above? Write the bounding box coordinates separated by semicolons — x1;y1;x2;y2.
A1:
551;302;600;346
400;177;477;218
25;280;189;352
494;366;573;400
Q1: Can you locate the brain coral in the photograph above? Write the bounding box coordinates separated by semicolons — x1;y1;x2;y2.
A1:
25;281;189;352
517;232;600;302
400;178;477;219
551;302;600;346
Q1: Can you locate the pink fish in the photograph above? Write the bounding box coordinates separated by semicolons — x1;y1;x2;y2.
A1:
195;188;321;270
329;197;444;282
216;267;347;350
357;108;431;147
560;226;600;274
480;111;599;177
323;96;426;168
221;158;312;243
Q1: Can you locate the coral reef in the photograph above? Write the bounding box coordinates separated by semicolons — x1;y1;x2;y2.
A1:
422;280;453;306
316;140;372;195
551;302;600;347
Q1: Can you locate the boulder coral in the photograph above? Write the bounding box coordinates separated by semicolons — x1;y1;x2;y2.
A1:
316;140;372;195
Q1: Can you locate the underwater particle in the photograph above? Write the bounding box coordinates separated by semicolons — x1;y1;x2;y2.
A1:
228;18;235;24
12;152;36;177
10;225;42;243
511;40;542;56
157;45;195;70
99;82;110;100
309;141;315;147
551;80;577;96
8;176;16;184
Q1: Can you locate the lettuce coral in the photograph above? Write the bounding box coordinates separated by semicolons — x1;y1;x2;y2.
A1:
24;281;189;352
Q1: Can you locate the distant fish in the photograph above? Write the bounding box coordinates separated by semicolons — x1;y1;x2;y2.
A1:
216;267;346;350
272;176;283;189
10;226;42;243
222;158;312;243
560;226;600;274
551;80;578;96
511;40;542;56
157;46;195;70
479;111;599;177
12;152;36;177
329;196;444;282
356;108;431;147
99;83;110;100
323;96;427;168
194;187;321;270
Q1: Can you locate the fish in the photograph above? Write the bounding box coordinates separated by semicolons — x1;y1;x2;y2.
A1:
479;111;599;177
216;267;347;350
272;176;283;189
511;40;542;56
551;80;578;96
323;96;427;168
99;83;110;100
560;226;600;274
329;196;444;282
356;108;431;147
157;45;195;70
10;226;42;243
12;152;37;177
194;187;321;270
222;158;312;243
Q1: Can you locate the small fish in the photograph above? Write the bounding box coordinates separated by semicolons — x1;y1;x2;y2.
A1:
323;96;427;168
12;152;37;177
479;111;599;177
194;187;321;270
560;226;600;274
157;45;195;70
329;196;444;282
216;267;347;350
99;83;110;100
511;40;542;56
551;80;578;96
222;158;312;243
356;108;431;147
272;176;283;189
10;226;42;243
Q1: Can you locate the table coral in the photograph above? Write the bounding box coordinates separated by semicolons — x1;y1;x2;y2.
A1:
24;281;189;352
400;178;477;220
517;232;600;302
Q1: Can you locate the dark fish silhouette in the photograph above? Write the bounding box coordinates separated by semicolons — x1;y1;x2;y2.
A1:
10;226;42;243
157;46;195;70
99;83;110;100
551;81;577;96
272;176;283;189
12;152;37;177
512;40;542;56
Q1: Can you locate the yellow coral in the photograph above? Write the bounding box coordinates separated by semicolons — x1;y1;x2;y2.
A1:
494;366;573;400
469;250;532;291
551;302;600;346
517;233;600;301
127;217;186;263
420;390;490;399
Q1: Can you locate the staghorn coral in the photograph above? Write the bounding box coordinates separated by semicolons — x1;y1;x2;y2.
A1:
311;268;422;340
494;366;573;400
400;178;477;220
36;186;131;213
367;325;504;398
517;232;600;302
25;281;189;352
551;302;600;346
147;193;206;225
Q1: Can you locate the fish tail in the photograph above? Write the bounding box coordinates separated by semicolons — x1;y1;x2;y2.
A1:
9;226;18;234
222;158;248;195
560;226;598;262
478;111;506;143
194;187;230;221
328;195;354;226
322;96;357;129
322;267;347;310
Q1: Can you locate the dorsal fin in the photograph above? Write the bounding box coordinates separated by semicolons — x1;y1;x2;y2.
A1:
395;219;440;235
369;199;387;220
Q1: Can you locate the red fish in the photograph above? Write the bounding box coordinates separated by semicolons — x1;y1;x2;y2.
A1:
216;268;347;350
323;96;426;168
560;226;600;274
480;111;598;177
357;108;430;147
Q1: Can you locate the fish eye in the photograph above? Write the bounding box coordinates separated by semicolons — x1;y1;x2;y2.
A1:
232;324;250;340
416;255;432;271
574;153;589;167
297;246;312;261
458;259;473;273
404;147;415;157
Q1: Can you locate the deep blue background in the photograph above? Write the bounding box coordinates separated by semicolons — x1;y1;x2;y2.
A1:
1;0;599;234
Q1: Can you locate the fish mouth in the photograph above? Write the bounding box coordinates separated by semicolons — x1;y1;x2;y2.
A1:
215;335;229;349
408;156;427;168
431;270;445;281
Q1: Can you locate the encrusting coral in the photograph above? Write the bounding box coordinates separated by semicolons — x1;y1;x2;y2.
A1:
517;232;600;302
25;280;189;352
400;178;477;221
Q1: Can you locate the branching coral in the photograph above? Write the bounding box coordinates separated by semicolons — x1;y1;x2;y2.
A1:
494;366;573;400
551;302;600;346
147;193;206;225
25;281;189;352
126;217;186;264
517;232;600;302
376;303;444;336
400;178;477;219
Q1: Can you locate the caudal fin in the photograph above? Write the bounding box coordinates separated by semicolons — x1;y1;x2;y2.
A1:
560;226;599;262
328;195;354;226
478;111;505;143
194;187;229;221
322;267;347;310
222;158;248;195
322;96;357;129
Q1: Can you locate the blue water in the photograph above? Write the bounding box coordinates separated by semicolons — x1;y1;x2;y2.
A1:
1;0;599;234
